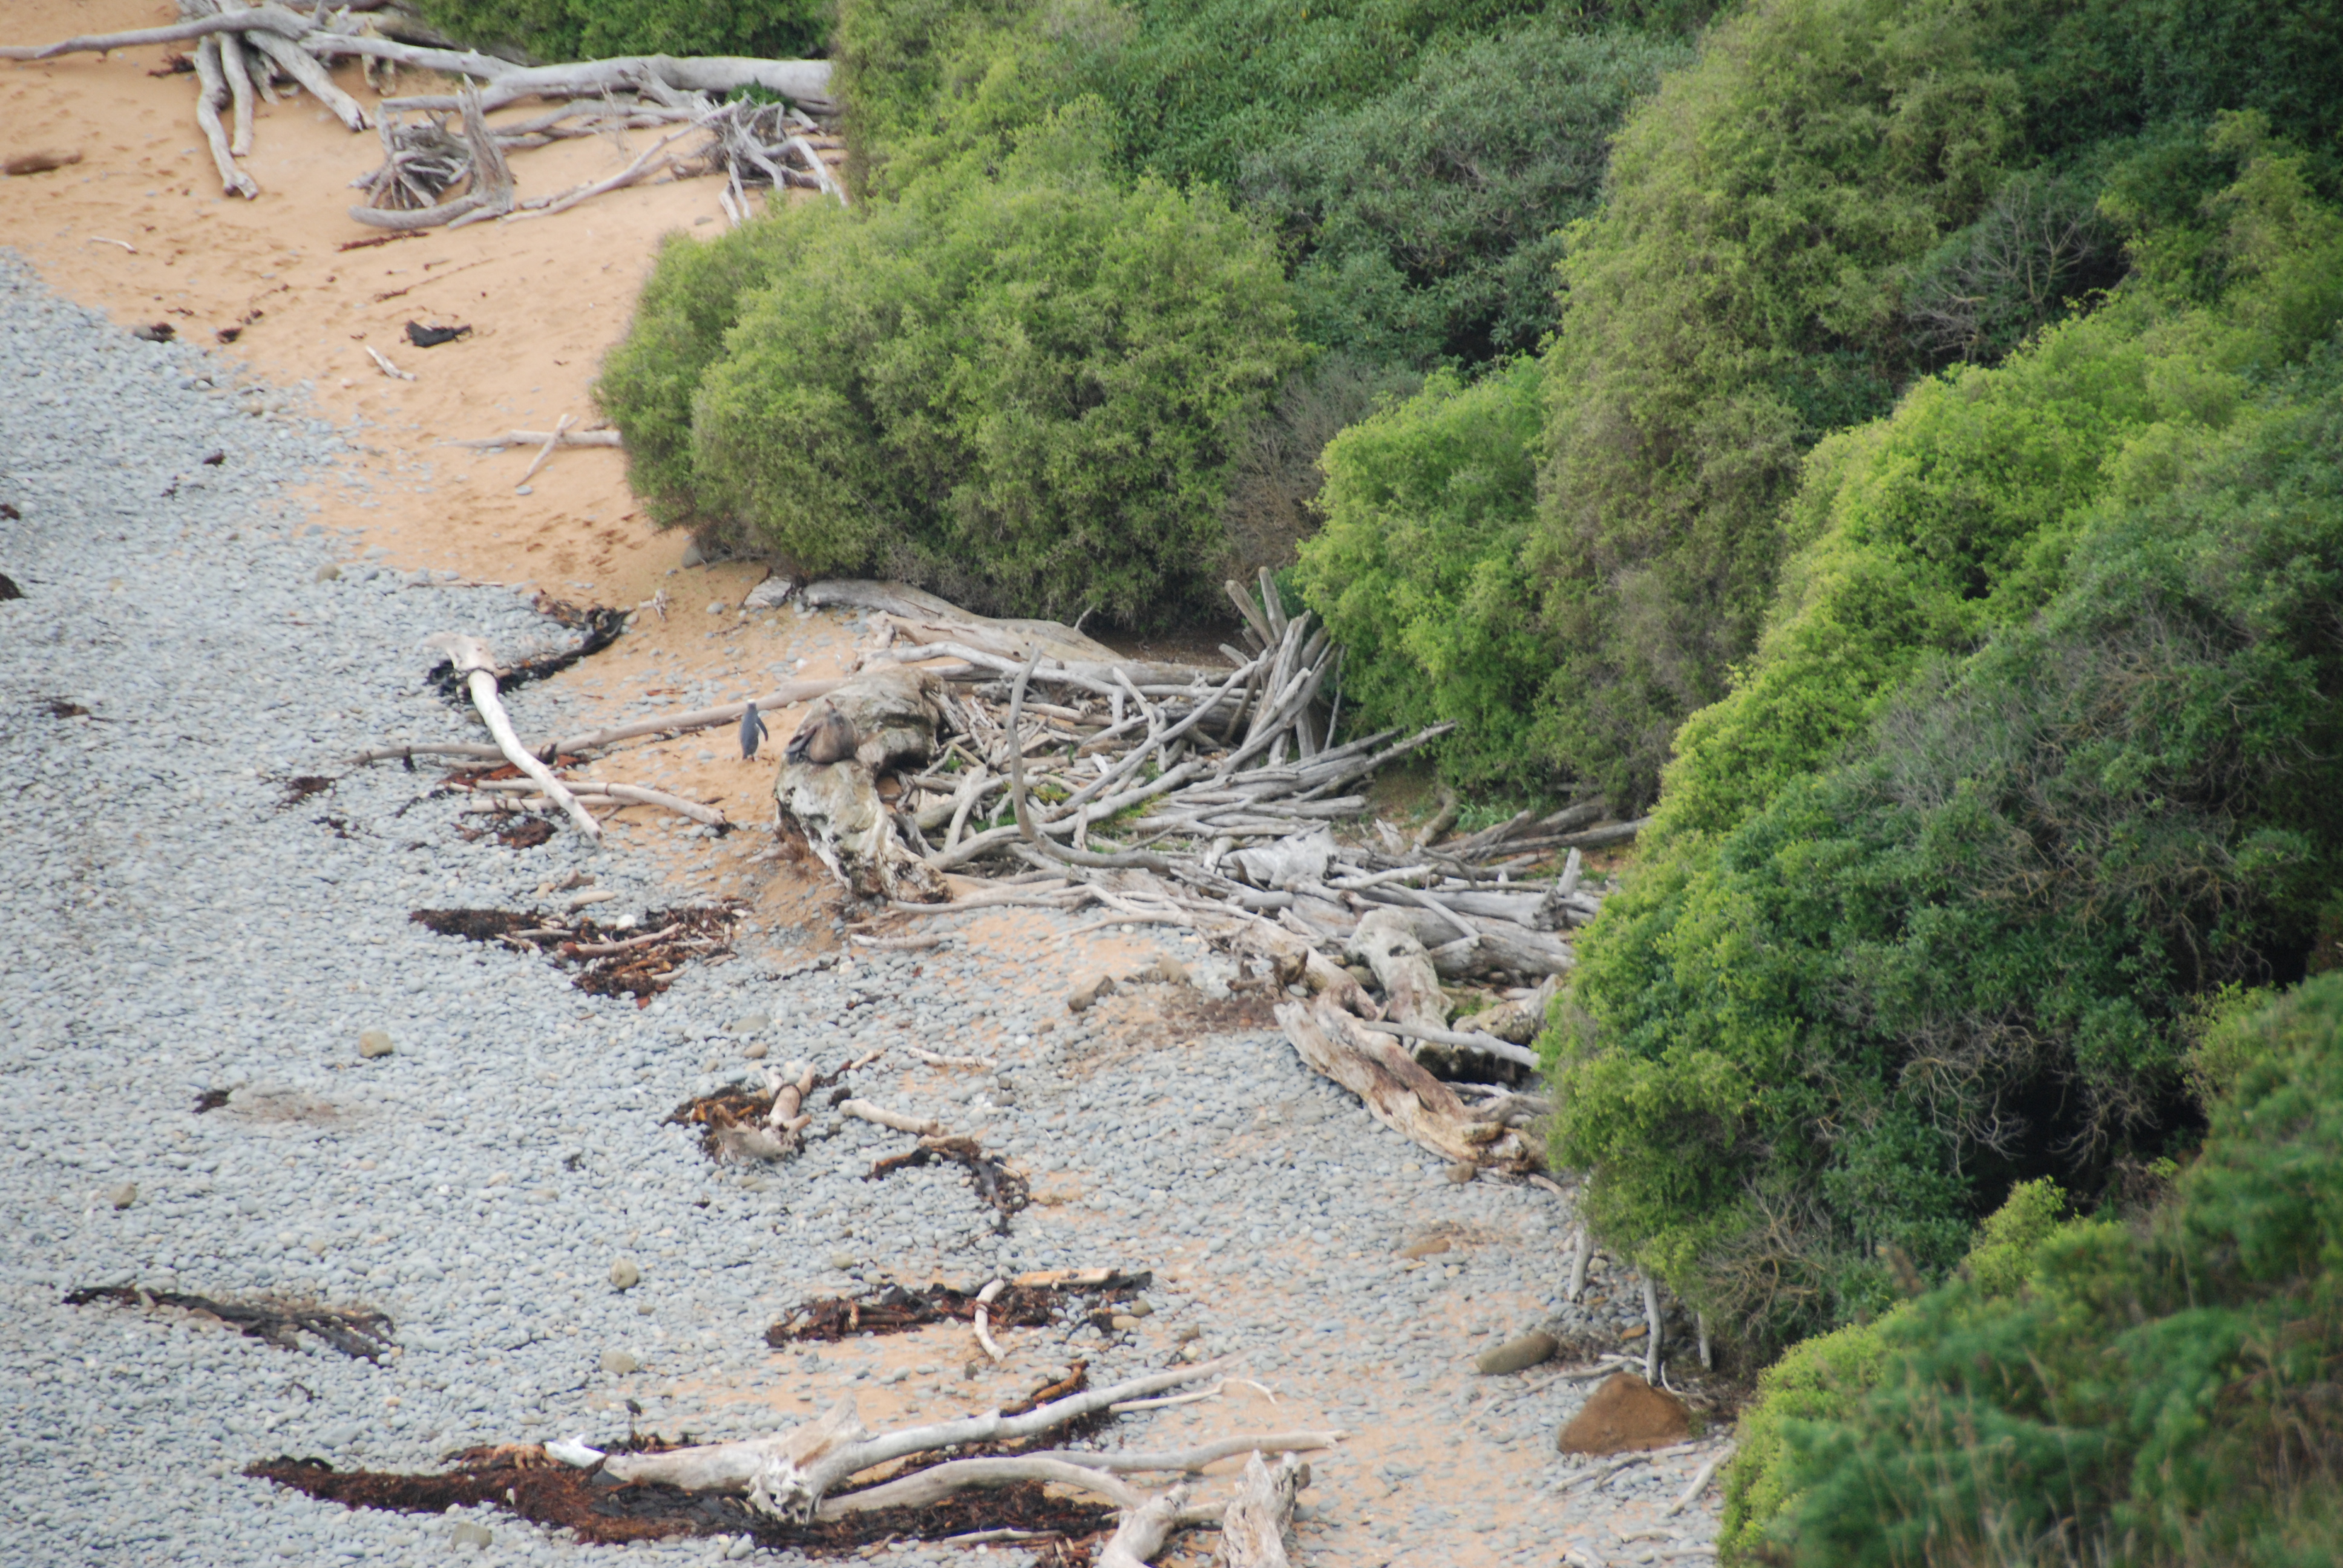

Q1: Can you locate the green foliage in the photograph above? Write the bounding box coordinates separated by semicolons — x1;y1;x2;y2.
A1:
418;0;831;63
1548;262;2343;1352
1719;1180;2068;1560
1656;126;2343;842
1530;0;2343;810
1296;357;1549;788
598;108;1302;623
1241;20;1690;367
1728;976;2343;1565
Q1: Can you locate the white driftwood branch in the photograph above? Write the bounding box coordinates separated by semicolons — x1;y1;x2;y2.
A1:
1100;1485;1190;1568
191;38;259;200
840;1099;942;1137
820;1455;1145;1515
442;427;624;452
380;55;834;115
1217;1451;1307;1568
601;1399;863;1492
1020;1432;1342;1474
244;27;367;129
0;3;309;59
972;1278;1005;1363
364;344;414;380
517;414;572;483
218;28;257;157
592;782;724;826
1355;1018;1539;1070
422;634;600;841
1664;1445;1734;1517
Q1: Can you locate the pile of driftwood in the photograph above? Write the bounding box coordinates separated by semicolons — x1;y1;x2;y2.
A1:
355;576;1643;1175
0;0;838;223
257;1356;1332;1565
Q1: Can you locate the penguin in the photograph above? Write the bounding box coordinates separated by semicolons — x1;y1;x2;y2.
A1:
738;700;770;761
784;704;858;766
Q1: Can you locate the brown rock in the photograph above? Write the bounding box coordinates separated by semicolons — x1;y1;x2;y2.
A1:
1068;973;1115;1013
1397;1236;1452;1261
1475;1330;1560;1375
1556;1373;1691;1455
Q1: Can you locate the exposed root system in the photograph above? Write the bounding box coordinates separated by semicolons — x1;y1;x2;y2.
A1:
249;1453;1111;1557
409;903;740;1000
765;1270;1150;1345
65;1285;394;1361
868;1136;1030;1233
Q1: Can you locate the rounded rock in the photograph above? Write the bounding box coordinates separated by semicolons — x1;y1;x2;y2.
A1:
609;1258;641;1290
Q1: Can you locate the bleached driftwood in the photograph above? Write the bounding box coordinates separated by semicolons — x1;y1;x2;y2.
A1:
1100;1485;1190;1568
351;678;848;765
824;1455;1145;1515
1357;1018;1539;1071
1664;1445;1733;1517
442;427;625;452
378;54;834;115
190;36;258;200
422;633;600;842
1276;996;1536;1173
972;1278;1005;1362
1346;910;1444;1037
218;27;256;157
517;414;572;485
0;3;309;59
1018;1433;1341;1474
244;27;368;129
601;1398;860;1494
774;667;952;903
839;1099;942;1137
1217;1451;1308;1568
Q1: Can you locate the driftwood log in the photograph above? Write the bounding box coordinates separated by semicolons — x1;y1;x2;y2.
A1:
421;633;600;841
773;667;952;903
1277;996;1537;1172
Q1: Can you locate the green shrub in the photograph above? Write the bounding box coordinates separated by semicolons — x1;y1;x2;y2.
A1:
1719;1179;2068;1561
1549;297;2343;1352
594;218;822;534
1728;976;2343;1565
600;106;1302;622
1295;356;1548;788
418;0;831;63
1239;20;1690;367
1529;0;2343;811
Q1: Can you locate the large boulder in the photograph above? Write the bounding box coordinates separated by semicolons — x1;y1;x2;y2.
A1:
1556;1371;1692;1455
773;667;949;903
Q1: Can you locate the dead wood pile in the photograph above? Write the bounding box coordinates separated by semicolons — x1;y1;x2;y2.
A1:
1;1;839;224
252;1358;1329;1566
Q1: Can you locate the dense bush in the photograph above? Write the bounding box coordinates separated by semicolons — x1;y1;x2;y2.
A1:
418;0;831;64
1656;120;2343;844
1529;0;2343;810
1720;976;2343;1565
1217;353;1423;581
1548;234;2343;1350
1295;358;1548;789
598;108;1302;622
1241;20;1689;367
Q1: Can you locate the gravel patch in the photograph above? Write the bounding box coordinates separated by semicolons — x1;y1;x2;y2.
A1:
0;253;1719;1567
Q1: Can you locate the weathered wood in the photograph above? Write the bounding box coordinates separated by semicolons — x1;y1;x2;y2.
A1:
422;634;600;841
1099;1484;1189;1568
244;27;367;131
380;55;836;116
191;37;259;200
1276;997;1536;1172
1216;1451;1307;1568
1346;909;1444;1034
0;3;309;60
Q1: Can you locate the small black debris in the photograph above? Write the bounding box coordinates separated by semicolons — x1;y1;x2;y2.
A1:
194;1088;231;1114
0;501;21;518
215;327;243;344
44;698;91;719
131;322;175;343
148;52;195;76
280;775;334;806
202;450;225;466
405;321;471;348
0;572;21;601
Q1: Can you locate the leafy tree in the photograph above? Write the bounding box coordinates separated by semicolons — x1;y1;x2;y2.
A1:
418;0;831;63
1548;189;2343;1348
599;106;1302;622
1723;976;2343;1565
1296;358;1550;788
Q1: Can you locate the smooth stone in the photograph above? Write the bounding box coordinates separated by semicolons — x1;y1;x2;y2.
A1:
742;1042;770;1060
729;1014;770;1035
108;1182;138;1210
680;541;706;567
1398;1236;1452;1261
450;1519;493;1548
1067;974;1114;1013
1475;1331;1559;1376
358;1028;395;1060
828;1252;858;1270
313;563;339;581
1444;1162;1478;1184
600;1350;640;1374
1556;1373;1692;1455
609;1258;641;1290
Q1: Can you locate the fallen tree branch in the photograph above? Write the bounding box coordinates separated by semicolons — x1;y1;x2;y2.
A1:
840;1099;942;1137
422;634;600;842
